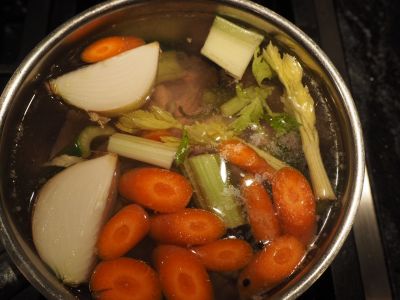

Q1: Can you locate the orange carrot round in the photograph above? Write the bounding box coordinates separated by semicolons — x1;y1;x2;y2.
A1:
149;208;226;246
238;235;305;297
119;168;193;213
272;167;316;245
90;257;161;300
219;139;276;181
96;204;150;260
81;36;145;63
191;238;253;272
153;245;213;300
241;177;281;242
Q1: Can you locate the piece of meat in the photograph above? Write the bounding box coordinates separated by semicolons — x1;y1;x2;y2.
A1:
148;55;218;123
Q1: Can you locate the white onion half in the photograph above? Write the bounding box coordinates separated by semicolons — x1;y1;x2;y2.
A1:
32;154;118;285
49;42;160;116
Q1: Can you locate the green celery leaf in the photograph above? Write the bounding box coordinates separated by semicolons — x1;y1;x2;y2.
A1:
185;117;235;145
116;106;182;132
266;113;300;136
230;97;264;132
175;130;190;165
225;84;273;132
252;47;274;86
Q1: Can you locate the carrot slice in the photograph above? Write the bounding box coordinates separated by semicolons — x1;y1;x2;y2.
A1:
241;177;281;242
219;139;276;181
97;204;150;260
81;36;145;63
153;245;213;300
140;129;174;142
238;235;305;297
119;168;193;213
149;208;226;246
90;257;161;300
272;167;316;244
191;238;253;272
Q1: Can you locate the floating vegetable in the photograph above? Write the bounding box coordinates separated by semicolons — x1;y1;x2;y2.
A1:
108;133;178;169
70;125;116;158
263;42;336;199
239;235;305;297
183;154;245;228
272;167;316;245
32;154;118;285
241;177;281;242
153;245;214;300
185;117;235;145
116;106;182;134
252;47;274;86
49;42;160;116
219;139;276;181
96;204;150;260
81;36;145;63
175;129;189;165
201;16;263;79
118;167;193;213
140;129;175;142
149;208;226;246
234;137;288;171
220;85;272;117
191;238;253;272
220;85;273;132
90;257;162;300
264;103;300;136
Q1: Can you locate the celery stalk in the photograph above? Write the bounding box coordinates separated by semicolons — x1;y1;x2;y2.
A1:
263;42;336;199
184;154;245;228
220;95;250;117
201;16;264;79
107;133;178;169
77;126;115;158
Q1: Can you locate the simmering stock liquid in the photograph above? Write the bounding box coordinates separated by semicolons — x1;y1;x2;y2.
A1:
6;13;344;299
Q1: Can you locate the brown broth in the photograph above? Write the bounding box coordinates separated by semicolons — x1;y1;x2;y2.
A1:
4;13;344;300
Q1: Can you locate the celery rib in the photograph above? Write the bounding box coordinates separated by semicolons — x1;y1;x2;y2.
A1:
107;133;178;169
184;154;245;228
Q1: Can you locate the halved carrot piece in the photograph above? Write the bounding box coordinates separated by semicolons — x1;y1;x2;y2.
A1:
241;176;281;242
219;139;276;181
119;168;193;213
238;235;305;297
90;257;161;300
153;245;213;300
191;238;253;272
97;204;150;260
272;167;316;244
140;129;174;142
149;208;226;246
81;36;145;63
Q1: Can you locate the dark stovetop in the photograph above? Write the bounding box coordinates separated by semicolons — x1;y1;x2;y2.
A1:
336;2;400;297
1;0;400;299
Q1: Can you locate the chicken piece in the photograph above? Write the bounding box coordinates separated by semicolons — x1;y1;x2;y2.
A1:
149;54;218;123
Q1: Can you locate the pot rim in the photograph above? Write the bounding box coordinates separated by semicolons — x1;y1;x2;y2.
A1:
0;0;365;299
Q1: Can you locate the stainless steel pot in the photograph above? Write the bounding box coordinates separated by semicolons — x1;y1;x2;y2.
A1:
0;0;364;299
